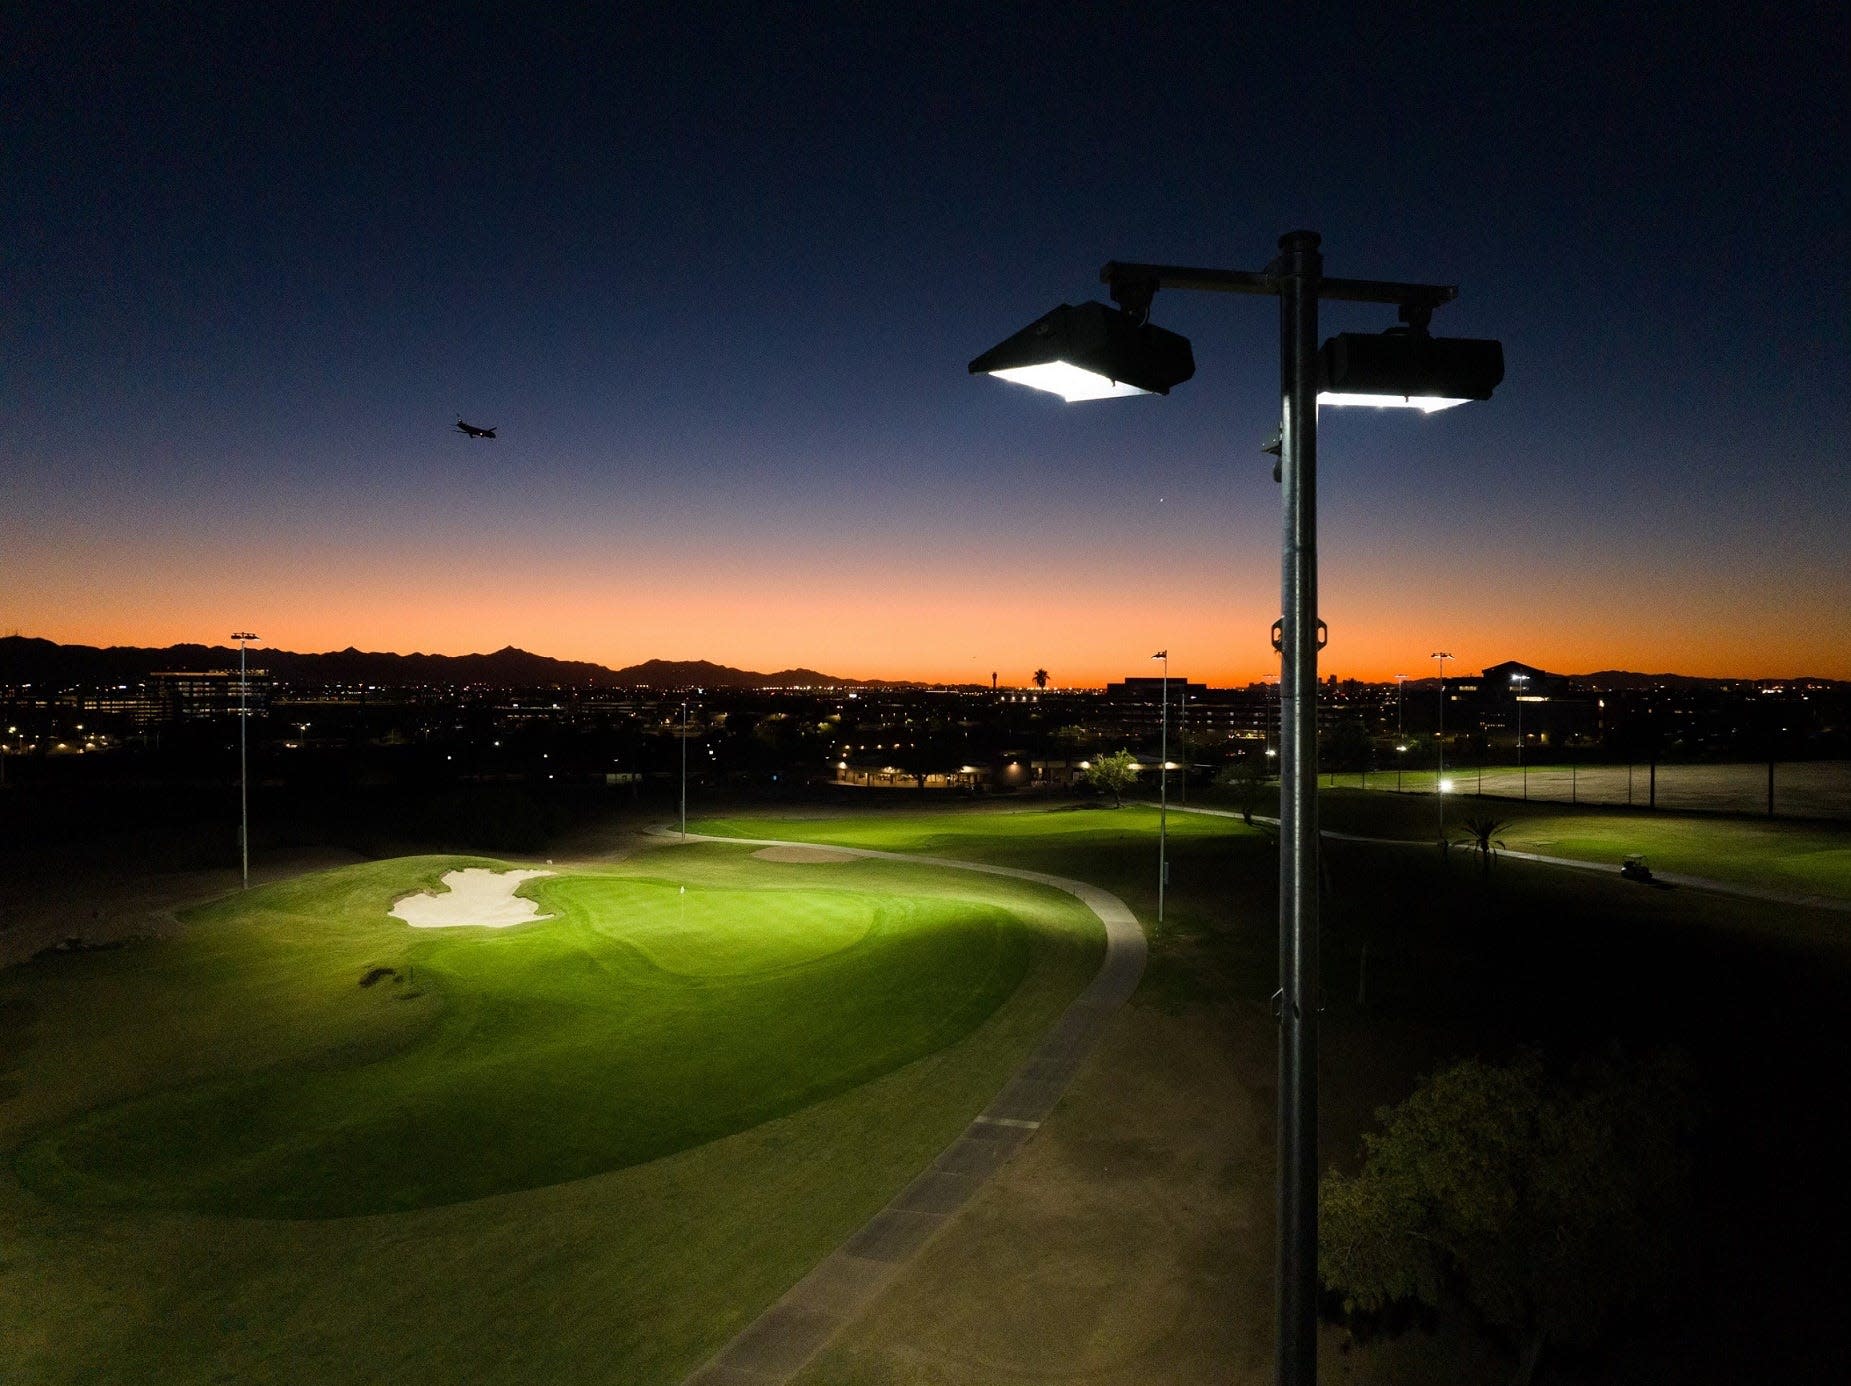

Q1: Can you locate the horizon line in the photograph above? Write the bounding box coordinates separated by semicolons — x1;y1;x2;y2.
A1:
5;632;1845;691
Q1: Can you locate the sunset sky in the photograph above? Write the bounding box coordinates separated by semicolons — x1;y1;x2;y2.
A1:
5;6;1846;686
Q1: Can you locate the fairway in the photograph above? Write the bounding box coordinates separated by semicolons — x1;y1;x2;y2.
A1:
14;854;1064;1218
1302;788;1851;904
692;802;1235;872
1;837;1106;1384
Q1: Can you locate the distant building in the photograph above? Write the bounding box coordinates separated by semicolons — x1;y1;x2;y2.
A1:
148;669;272;723
1443;661;1594;749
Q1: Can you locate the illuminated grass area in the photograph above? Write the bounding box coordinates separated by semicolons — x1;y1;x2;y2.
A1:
693;805;1279;1016
1500;815;1851;899
1305;789;1851;901
694;802;1236;873
1;841;1101;1383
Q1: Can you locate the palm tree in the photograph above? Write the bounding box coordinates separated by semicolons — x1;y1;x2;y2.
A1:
1455;811;1510;877
1033;668;1049;690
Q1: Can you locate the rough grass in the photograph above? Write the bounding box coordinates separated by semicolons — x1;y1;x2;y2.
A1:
733;805;1851;1386
1301;788;1851;901
0;840;1102;1383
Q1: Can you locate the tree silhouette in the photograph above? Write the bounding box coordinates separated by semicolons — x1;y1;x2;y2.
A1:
1033;668;1050;690
1454;811;1510;877
1084;748;1137;807
1216;752;1270;825
1321;1051;1697;1386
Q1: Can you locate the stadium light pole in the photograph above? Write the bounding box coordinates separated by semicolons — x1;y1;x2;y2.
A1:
1431;651;1453;841
1154;649;1169;926
1511;671;1530;799
1395;673;1409;791
972;232;1501;1386
679;700;688;842
1179;687;1189;806
231;632;259;889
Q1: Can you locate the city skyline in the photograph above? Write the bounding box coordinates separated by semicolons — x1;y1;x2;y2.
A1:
5;9;1846;686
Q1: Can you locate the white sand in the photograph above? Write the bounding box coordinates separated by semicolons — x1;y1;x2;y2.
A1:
751;845;861;864
389;868;556;928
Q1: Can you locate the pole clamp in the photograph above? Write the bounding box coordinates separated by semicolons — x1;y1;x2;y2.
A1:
1271;620;1330;652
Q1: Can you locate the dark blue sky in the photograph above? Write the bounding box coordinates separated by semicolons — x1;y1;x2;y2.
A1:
5;4;1846;681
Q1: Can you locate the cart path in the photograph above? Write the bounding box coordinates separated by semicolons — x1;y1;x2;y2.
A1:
662;829;1147;1386
1176;804;1851;913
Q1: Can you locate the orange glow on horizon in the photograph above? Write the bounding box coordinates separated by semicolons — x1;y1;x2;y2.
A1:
20;592;1851;689
10;512;1848;685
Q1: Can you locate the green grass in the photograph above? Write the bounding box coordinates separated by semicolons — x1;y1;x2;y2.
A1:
1;840;1103;1382
1300;788;1851;901
694;803;1279;1009
1500;815;1851;899
695;801;1229;861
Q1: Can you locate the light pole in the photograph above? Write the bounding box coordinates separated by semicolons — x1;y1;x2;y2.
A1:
1179;687;1189;807
1431;651;1452;842
679;700;688;841
1394;673;1407;791
231;632;258;888
1510;671;1530;800
1154;649;1169;926
972;234;1501;1386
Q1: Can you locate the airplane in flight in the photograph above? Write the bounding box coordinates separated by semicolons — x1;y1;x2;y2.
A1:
455;419;497;439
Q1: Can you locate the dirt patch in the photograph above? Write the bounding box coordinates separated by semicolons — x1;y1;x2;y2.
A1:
796;1003;1280;1385
751;845;862;864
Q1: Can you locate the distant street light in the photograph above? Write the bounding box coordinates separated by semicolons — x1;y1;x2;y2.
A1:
1431;651;1453;843
1153;648;1169;925
1394;674;1408;791
1179;687;1189;807
231;632;259;889
973;233;1501;1386
1510;671;1531;800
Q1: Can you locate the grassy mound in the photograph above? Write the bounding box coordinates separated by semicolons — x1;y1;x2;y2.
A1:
14;850;1047;1219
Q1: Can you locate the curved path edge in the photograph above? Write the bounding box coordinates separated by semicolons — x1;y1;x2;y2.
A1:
662;829;1146;1386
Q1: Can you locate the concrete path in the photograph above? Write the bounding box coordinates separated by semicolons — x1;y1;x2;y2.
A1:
1176;804;1851;914
664;831;1147;1386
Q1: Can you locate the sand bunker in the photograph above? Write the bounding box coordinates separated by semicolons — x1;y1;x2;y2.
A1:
751;845;861;864
390;868;556;928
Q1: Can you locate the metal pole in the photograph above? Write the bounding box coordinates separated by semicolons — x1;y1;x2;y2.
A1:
1274;228;1321;1386
680;701;688;841
1180;689;1188;806
1396;675;1405;792
1156;651;1169;926
1510;703;1525;799
239;638;249;889
1431;652;1451;841
231;632;258;888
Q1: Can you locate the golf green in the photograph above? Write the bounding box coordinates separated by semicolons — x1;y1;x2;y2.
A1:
13;849;1056;1219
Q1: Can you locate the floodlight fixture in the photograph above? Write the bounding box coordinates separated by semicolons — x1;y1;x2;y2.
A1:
968;301;1195;402
1318;328;1504;412
973;233;1501;1386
